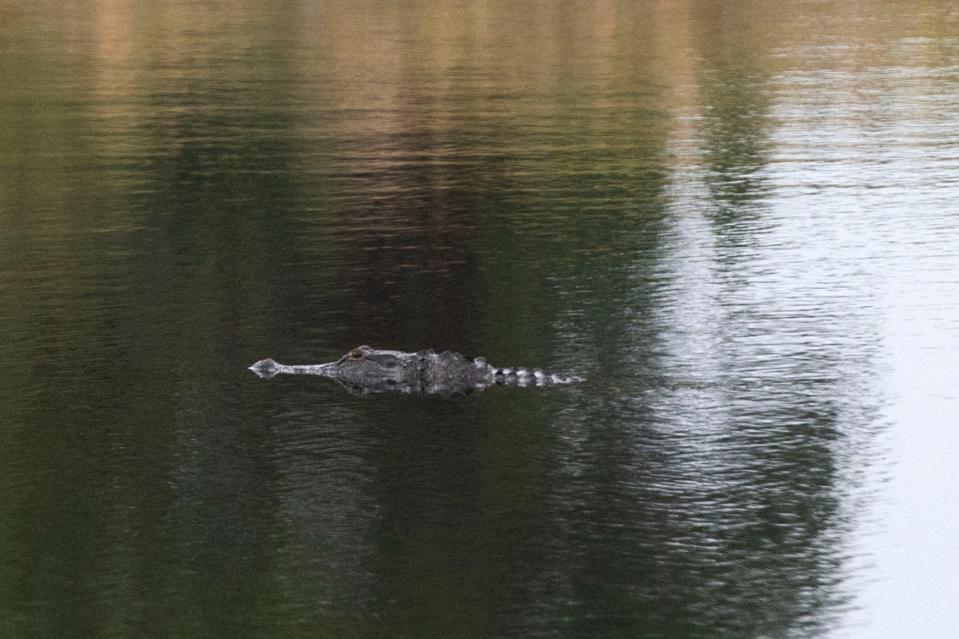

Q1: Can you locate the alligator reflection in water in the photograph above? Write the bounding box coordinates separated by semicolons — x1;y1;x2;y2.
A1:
249;345;584;395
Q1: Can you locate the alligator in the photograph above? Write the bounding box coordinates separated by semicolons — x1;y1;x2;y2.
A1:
249;345;584;395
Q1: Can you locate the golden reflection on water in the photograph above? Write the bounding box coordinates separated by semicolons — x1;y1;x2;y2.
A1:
4;1;956;185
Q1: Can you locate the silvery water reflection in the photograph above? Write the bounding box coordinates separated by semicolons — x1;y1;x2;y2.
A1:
1;2;958;638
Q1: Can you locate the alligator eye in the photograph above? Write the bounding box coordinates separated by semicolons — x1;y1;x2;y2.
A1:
347;349;364;360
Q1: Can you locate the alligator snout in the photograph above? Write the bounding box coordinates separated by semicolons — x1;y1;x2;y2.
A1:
249;358;281;379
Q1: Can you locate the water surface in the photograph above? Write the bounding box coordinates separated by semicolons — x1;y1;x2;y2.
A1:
2;2;958;637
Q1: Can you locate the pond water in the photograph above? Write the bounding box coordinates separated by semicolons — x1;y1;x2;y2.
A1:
2;2;958;637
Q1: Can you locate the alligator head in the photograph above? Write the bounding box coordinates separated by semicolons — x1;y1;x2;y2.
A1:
312;345;417;387
250;346;419;387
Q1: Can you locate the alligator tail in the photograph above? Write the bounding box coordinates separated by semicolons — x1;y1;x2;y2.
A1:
492;367;583;386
